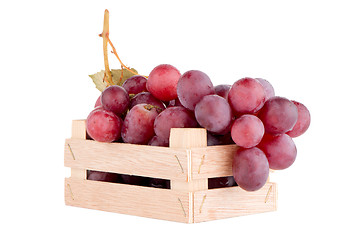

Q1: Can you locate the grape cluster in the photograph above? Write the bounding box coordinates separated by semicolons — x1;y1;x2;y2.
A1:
86;64;310;192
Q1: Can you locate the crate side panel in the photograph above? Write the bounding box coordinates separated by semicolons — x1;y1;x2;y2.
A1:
65;178;190;223
64;139;188;180
193;182;277;223
191;145;238;179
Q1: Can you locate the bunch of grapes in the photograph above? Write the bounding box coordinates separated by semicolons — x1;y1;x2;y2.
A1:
86;64;310;192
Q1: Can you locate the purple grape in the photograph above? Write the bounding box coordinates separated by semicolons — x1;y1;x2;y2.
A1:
154;106;198;140
258;134;297;170
208;176;236;189
129;92;166;111
195;95;232;134
256;78;275;101
122;75;148;94
121;175;145;185
286;101;311;138
94;95;101;108
101;85;130;116
214;84;231;100
121;104;159;144
148;136;169;147
258;96;298;135
177;70;215;110
148;178;170;189
233;147;269;191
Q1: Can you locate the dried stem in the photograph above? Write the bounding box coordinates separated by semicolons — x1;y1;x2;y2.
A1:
101;10;114;85
107;36;148;78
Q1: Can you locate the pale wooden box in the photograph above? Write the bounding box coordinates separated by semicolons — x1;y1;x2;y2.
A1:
64;120;277;223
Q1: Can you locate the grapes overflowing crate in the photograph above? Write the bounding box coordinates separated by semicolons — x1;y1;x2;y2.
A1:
64;120;277;223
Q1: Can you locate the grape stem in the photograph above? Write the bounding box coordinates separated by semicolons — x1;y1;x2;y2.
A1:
106;36;149;78
100;9;114;85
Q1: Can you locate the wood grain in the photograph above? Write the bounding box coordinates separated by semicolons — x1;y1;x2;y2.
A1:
64;138;189;181
71;120;87;139
65;178;191;223
190;145;238;179
193;182;277;223
170;128;207;148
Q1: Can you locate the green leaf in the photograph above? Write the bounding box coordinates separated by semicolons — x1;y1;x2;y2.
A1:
89;68;138;92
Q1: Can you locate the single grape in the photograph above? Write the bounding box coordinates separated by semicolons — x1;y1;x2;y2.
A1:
195;95;232;134
258;134;297;170
121;104;159;144
177;70;215;110
86;108;122;142
122;75;147;94
147;64;181;101
286;101;311;138
87;170;119;183
94;95;101;108
121;174;145;186
232;147;269;191
228;77;266;115
148;178;170;189
256;78;275;101
214;84;231;100
101;85;130;116
258;96;298;135
208;176;236;189
148;135;169;147
231;115;265;148
154;106;198;140
129;92;166;111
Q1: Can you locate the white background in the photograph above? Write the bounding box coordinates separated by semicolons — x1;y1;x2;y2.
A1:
1;0;359;239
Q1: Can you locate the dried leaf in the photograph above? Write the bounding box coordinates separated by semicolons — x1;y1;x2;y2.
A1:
89;68;138;92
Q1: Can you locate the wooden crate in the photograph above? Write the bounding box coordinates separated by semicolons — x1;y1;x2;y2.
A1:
64;120;277;223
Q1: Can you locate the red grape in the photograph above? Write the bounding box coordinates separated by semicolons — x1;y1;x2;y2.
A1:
195;95;232;134
231;115;264;148
228;77;266;115
147;64;181;101
87;170;119;183
121;104;159;144
258;134;297;170
286;101;311;138
101;85;130;116
256;78;275;101
258;96;298;135
129;92;166;111
154;106;198;140
94;95;101;108
86;108;122;142
232;147;269;191
214;84;231;100
148;135;169;147
122;75;147;94
177;70;215;110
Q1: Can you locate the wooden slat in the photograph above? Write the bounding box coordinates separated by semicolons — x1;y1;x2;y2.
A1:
65;178;190;223
193;182;277;223
71;120;87;139
170;128;207;149
64;138;188;181
190;145;238;179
